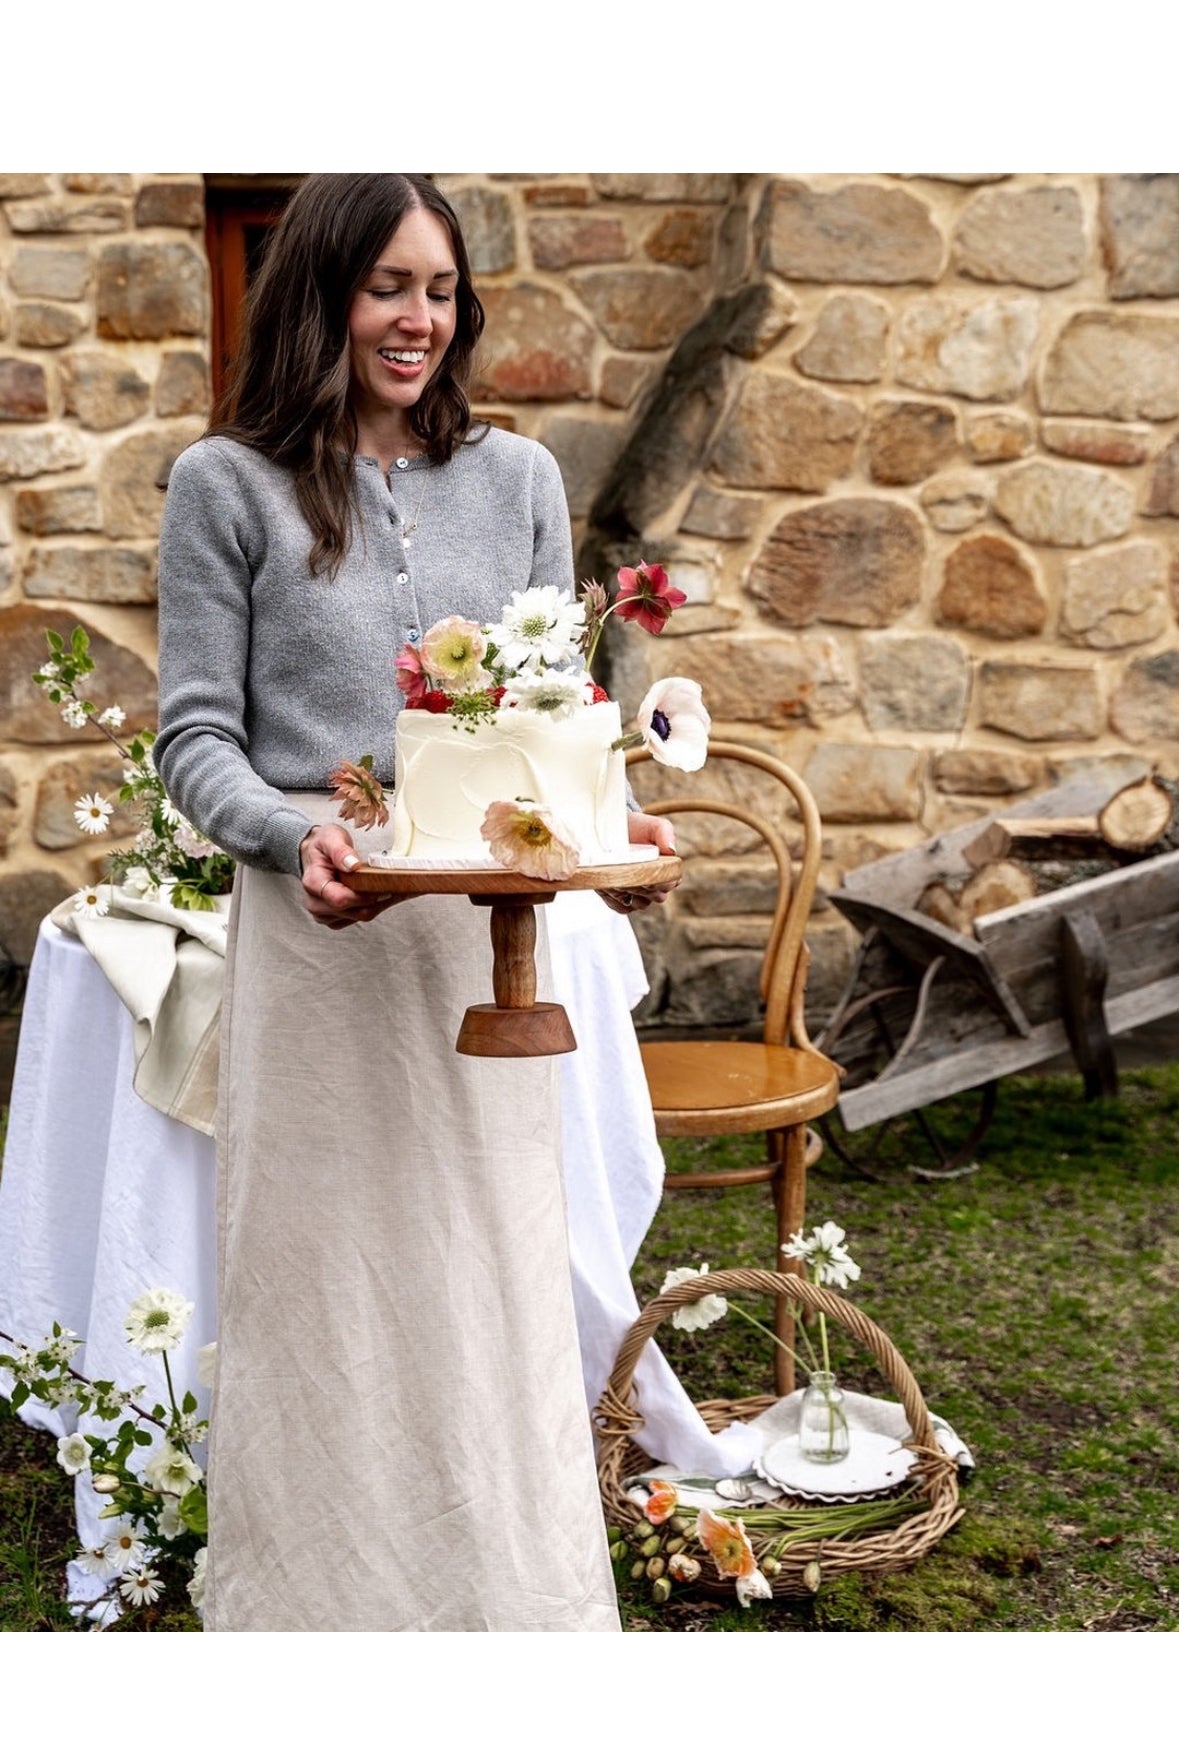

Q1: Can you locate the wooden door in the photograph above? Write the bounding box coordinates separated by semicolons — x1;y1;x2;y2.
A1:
204;181;297;405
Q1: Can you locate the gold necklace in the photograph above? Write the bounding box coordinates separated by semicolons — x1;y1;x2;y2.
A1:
400;465;431;549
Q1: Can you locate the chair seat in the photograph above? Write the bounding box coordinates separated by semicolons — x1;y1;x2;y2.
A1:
639;1040;841;1136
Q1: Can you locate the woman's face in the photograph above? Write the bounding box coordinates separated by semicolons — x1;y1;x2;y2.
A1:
347;205;460;439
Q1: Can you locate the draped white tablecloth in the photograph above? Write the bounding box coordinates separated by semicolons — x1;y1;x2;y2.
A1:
0;893;755;1603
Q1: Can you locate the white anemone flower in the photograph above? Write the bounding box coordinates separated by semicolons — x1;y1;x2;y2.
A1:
143;1442;202;1498
659;1262;728;1333
55;1433;92;1476
73;885;110;919
493;585;586;672
104;1521;146;1571
635;678;711;772
500;668;589;721
123;1286;195;1354
120;1565;166;1608
187;1545;207;1611
74;792;114;835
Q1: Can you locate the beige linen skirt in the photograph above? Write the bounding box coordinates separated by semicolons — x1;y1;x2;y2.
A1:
203;797;620;1631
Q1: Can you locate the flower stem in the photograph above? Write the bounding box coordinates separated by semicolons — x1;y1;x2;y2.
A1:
725;1300;822;1377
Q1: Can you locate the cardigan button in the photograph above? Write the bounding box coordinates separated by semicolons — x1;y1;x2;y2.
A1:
394;457;409;470
406;627;420;642
396;572;409;585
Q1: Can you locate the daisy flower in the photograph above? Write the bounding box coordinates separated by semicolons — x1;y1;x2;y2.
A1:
419;616;490;693
55;1433;92;1475
120;1565;166;1608
480;800;580;881
634;677;711;772
74;792;114;835
659;1263;728;1333
105;1521;146;1571
74;1540;118;1579
494;586;586;672
123;1286;194;1354
500;668;589;721
73;885;110;918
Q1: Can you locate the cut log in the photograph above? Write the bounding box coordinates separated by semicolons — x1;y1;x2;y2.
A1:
959;861;1038;925
1098;776;1173;851
916;881;973;936
962;815;1101;869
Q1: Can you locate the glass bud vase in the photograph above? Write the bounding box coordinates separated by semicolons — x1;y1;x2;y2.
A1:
799;1370;851;1464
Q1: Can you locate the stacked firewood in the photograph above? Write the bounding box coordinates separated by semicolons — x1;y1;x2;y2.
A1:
917;775;1179;936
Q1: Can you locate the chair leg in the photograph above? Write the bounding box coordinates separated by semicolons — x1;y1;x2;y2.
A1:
771;1124;811;1396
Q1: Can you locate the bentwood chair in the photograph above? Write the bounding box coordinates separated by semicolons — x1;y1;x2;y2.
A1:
626;742;842;1393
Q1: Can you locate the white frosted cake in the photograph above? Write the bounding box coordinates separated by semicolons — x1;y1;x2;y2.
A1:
389;702;630;864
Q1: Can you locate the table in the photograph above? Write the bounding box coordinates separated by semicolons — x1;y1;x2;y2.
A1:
0;895;757;1606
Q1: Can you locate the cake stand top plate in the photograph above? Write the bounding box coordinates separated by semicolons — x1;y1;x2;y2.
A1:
339;854;682;898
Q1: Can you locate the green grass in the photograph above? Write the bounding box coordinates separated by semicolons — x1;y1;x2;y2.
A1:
2;1066;1177;1630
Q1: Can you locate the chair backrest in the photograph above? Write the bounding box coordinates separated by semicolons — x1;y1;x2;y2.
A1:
625;741;823;1047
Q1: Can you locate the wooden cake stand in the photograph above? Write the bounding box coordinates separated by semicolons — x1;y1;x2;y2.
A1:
339;856;681;1058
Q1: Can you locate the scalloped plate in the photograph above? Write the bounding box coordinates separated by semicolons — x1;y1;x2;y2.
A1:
755;1431;916;1501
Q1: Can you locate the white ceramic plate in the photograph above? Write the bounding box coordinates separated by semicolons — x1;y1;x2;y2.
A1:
755;1430;916;1500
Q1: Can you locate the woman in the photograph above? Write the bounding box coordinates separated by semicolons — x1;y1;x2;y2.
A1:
155;173;674;1631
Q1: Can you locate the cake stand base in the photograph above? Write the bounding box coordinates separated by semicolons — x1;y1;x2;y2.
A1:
456;1001;577;1058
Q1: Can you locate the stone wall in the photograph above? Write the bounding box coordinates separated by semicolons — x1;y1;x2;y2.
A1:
4;172;1179;1031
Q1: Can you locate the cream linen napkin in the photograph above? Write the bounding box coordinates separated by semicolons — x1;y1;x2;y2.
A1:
51;887;232;1136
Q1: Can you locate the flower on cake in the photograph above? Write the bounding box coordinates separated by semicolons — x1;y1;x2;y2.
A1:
420;615;493;693
329;756;390;830
394;644;430;704
480;800;580;881
496;584;586;671
500;668;591;721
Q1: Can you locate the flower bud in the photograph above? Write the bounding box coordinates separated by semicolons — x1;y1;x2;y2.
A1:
606;1525;622;1544
803;1558;822;1593
630;1558;648;1581
91;1473;120;1493
760;1556;781;1579
609;1539;628;1562
665;1534;686;1556
640;1533;663;1558
645;1556;666;1580
668;1552;701;1583
632;1519;654;1540
651;1576;673;1604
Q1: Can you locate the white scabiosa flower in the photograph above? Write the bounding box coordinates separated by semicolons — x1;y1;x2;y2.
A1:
123;1287;195;1354
494;585;586;672
782;1221;861;1290
55;1433;92;1476
74;792;114;835
659;1262;728;1333
73;885;110;918
500;668;589;721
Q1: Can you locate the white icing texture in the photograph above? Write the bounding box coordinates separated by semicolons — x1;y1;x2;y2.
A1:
391;703;630;864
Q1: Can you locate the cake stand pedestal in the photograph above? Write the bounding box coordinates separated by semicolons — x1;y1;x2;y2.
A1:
339;857;681;1058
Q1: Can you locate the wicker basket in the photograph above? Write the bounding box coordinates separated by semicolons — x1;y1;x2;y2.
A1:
596;1268;964;1597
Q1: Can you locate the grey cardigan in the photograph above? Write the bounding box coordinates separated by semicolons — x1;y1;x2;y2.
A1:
155;428;575;877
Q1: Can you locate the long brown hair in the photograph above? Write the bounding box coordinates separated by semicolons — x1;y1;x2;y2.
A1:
211;173;485;575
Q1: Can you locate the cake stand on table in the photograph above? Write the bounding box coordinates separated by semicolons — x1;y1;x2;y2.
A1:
339;855;681;1058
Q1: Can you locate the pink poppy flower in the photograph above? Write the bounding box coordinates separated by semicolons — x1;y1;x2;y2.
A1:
480;800;580;880
394;645;429;704
614;561;687;635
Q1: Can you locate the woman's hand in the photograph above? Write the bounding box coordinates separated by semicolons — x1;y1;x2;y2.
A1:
299;823;405;929
598;812;681;916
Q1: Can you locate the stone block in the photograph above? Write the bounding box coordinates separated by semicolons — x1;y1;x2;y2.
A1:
100;422;203;538
13;302;88;347
16;483;102;535
155;350;211;417
64;175;134;193
954;184;1086;288
724;278;799;360
591;174;734;202
648;629;855;726
673;853;781;917
865;398;959;485
0;760;16;855
964;410;1033;463
572;266;706;350
445;185;515;273
919;471;992;531
1040;311;1179;420
1145;436;1179;517
978;661;1103;741
134;181;204;229
748;497;925;628
598;355;653;410
1099;175;1179;299
860;633;970;732
679;487;763;541
8;245;90;300
896;294;1039;401
0;175;51;197
521;184;591;207
643;209;715;268
936;533;1046;638
710;372;861;491
1060;540;1169;649
61;348;151;430
96;242;207;340
0;603;157;744
758;179;944;283
803;741;923;822
529;216;628;270
0;871;76;964
1041;418;1154;466
23;545;156;603
793;292;889;383
0;427;85;482
474;283;594;400
628;752;803;856
932;748;1042;795
34;756;137;848
1110;651;1179;741
0;358;49;420
7;199;127;233
993;459;1135;547
539;414;628;516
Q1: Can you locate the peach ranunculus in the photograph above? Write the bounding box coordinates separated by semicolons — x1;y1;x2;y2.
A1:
695;1507;757;1580
643;1479;679;1526
480;801;580;880
419;616;490;694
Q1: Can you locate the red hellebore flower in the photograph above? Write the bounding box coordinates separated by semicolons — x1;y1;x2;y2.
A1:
614;561;687;635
